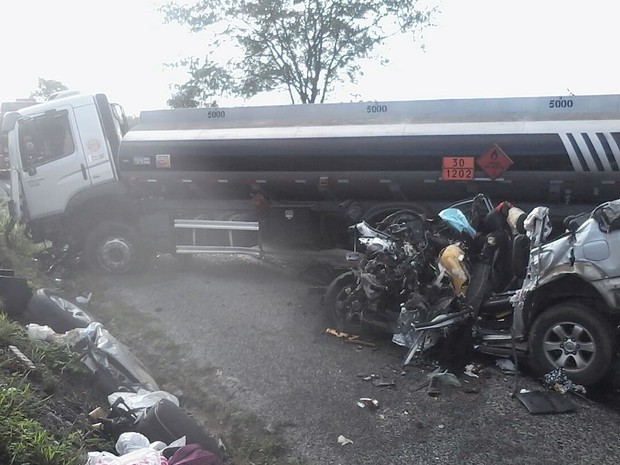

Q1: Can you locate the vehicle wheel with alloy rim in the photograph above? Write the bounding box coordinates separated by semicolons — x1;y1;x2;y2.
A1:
529;303;615;386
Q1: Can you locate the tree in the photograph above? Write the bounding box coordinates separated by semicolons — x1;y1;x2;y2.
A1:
162;0;435;106
30;78;68;101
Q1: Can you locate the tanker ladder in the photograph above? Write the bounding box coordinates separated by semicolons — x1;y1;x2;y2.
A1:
174;219;263;258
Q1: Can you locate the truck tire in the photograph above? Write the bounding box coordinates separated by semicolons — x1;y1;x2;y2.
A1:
27;288;93;333
323;271;364;334
528;303;615;386
84;221;144;274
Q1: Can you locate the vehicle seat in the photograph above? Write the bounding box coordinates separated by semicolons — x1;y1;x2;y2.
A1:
512;233;530;280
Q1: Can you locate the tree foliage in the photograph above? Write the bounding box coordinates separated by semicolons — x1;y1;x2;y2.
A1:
30;78;68;101
162;0;435;106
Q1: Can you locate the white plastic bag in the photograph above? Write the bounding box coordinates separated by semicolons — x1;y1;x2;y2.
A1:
26;324;57;341
115;432;151;455
86;448;167;465
26;324;84;346
108;389;179;411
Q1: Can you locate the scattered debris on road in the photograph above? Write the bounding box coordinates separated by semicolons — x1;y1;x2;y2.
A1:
356;398;380;409
325;327;375;347
337;435;354;446
516;389;577;415
495;357;518;375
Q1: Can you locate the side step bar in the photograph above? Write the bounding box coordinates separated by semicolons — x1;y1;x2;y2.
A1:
174;219;263;258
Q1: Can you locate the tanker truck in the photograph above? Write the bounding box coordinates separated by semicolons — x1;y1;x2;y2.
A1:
1;92;619;273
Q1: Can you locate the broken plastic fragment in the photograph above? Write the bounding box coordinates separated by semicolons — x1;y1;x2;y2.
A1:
427;377;441;397
463;364;479;378
428;371;461;388
373;379;396;388
357;398;380;409
338;435;353;445
76;292;92;305
495;358;517;374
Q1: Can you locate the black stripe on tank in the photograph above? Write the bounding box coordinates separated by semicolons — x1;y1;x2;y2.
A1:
566;133;590;171
582;133;604;171
596;133;619;171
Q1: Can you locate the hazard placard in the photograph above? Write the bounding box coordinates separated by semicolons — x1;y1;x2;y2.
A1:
442;157;475;180
476;145;512;180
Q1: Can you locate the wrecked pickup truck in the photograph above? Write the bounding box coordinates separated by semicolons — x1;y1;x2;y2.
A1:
324;195;620;385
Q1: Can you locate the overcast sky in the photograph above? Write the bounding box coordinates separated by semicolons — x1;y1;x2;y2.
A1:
1;0;618;116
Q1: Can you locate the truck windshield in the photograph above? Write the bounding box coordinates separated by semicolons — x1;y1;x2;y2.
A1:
18;110;75;168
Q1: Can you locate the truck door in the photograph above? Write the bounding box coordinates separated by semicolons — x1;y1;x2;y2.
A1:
17;106;93;219
73;101;118;186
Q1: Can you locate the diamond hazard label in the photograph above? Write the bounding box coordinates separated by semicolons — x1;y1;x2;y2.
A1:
476;145;513;180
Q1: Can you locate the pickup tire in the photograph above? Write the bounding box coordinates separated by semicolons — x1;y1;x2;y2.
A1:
528;303;615;386
27;288;93;333
84;221;144;274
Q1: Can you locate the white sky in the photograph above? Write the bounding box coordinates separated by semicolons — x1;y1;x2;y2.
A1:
1;0;619;116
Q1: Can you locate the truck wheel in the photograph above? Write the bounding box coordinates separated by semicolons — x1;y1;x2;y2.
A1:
528;303;615;385
323;271;364;334
84;221;143;274
27;288;93;333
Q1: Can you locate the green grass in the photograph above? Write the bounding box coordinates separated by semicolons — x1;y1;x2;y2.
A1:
0;383;79;465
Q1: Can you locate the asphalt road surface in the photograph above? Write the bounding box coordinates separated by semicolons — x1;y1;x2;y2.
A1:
94;254;620;465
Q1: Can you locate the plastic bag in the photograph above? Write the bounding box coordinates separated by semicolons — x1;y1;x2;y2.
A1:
78;322;159;392
108;389;179;411
26;324;57;341
26;324;84;345
86;448;167;465
116;432;151;455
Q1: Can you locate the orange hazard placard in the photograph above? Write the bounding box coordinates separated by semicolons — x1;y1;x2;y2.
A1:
442;157;475;180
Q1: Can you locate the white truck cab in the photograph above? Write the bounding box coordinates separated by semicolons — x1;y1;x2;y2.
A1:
3;94;125;222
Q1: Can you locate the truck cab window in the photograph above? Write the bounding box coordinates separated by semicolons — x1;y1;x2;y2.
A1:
18;110;75;168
